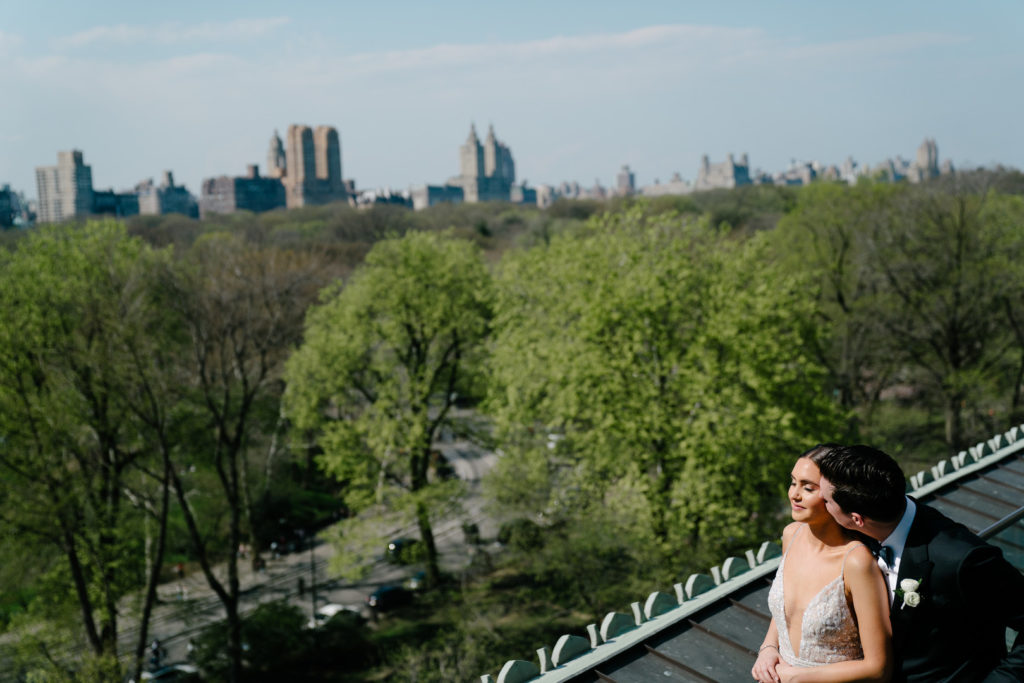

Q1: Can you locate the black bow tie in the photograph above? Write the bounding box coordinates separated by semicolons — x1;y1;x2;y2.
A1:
877;545;895;566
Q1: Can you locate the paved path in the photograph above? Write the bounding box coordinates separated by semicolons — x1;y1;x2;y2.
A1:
0;438;498;679
136;437;498;669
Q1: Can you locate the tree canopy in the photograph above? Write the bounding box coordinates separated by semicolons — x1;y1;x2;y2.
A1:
0;220;172;677
285;230;493;585
486;206;845;571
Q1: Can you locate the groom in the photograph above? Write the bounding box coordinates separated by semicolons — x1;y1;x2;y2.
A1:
816;444;1024;682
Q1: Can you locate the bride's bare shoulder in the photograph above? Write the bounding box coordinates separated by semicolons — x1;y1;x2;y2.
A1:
843;541;880;571
780;522;803;550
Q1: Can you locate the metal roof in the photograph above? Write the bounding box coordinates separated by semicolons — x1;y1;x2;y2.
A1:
482;427;1024;683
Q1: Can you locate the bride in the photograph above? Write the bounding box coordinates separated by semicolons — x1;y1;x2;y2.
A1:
752;445;892;683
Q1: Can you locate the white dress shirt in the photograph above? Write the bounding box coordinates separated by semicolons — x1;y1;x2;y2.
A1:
878;496;917;604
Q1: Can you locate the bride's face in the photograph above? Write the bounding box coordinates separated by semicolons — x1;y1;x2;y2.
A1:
788;457;828;522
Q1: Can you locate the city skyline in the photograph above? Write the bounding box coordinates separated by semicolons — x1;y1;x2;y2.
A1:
2;1;1022;200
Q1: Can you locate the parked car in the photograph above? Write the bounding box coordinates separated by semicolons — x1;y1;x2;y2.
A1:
140;664;200;682
385;537;422;564
367;585;413;611
306;603;365;629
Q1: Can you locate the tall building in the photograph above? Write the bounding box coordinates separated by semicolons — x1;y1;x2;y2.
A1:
452;124;515;203
459;125;484;181
694;153;751;191
0;186;14;228
281;124;346;208
616;165;636;196
871;139;952;183
285;125;315;194
266;130;286;179
908;138;941;183
35;150;94;223
314;126;343;191
411;123;535;210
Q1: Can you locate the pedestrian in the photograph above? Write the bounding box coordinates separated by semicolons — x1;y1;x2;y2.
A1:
149;639;162;669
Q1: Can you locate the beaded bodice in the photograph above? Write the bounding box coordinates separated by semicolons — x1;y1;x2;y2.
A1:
767;525;864;667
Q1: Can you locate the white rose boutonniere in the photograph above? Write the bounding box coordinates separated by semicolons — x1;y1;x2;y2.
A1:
896;578;923;610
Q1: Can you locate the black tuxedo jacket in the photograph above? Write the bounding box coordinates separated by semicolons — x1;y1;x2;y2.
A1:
891;502;1024;682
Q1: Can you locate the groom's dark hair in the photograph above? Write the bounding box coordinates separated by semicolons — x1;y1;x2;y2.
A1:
815;444;906;522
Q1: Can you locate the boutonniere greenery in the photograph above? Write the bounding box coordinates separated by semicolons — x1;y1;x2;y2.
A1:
896;578;923;609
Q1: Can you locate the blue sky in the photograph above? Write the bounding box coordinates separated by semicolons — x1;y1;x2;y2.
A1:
2;1;1022;200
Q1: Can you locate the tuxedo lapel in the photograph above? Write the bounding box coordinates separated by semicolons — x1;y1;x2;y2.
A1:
890;512;935;653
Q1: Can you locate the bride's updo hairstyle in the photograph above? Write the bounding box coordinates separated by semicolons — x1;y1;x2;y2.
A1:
801;443;841;467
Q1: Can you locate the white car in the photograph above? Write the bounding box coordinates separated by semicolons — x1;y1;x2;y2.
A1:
306;603;363;629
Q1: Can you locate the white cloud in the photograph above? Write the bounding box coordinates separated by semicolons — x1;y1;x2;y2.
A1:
339;24;761;74
0;30;24;55
778;31;970;61
55;17;291;49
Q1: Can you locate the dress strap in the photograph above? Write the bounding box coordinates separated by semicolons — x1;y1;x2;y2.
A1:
783;523;806;558
840;542;864;573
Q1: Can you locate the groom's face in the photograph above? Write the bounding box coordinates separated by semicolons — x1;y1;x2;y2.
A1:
818;474;858;530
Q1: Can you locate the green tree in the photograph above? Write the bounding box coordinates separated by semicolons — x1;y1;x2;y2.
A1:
486;206;843;570
161;234;327;682
987;193;1024;421
868;179;1019;451
284;231;493;586
772;182;901;416
0;221;173;679
772;175;1024;454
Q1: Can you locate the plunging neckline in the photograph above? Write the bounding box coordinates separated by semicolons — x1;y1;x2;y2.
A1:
774;524;864;663
769;524;864;666
782;564;845;657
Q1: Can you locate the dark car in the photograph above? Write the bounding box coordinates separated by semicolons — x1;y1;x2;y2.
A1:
385;537;422;564
140;664;200;682
367;585;413;611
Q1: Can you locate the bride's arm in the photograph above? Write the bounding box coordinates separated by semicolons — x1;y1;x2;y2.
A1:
752;618;782;683
778;545;892;683
752;523;800;683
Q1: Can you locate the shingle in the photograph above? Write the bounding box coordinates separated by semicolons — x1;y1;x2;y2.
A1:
483;437;1024;683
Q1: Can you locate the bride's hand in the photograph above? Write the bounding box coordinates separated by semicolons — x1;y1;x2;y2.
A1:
775;661;799;683
751;647;780;682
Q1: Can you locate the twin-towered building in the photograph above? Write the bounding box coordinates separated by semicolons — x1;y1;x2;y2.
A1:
270;124;347;208
412;123;535;209
31;124;353;223
199;124;350;218
456;123;516;203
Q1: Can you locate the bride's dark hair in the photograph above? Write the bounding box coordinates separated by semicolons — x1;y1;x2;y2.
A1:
801;443;841;466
